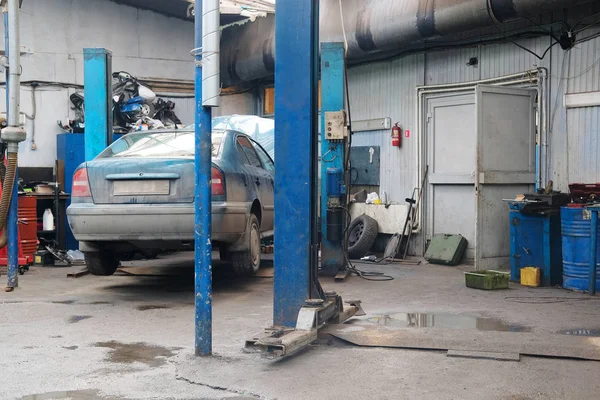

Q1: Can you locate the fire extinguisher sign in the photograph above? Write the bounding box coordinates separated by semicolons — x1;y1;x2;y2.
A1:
405;129;411;138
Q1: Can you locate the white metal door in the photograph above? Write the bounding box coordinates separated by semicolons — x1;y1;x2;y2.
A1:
475;85;536;270
425;94;477;260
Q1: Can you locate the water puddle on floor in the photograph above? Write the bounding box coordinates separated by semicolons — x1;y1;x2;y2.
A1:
68;315;92;324
20;389;121;399
93;341;179;367
559;329;600;337
361;312;531;332
135;304;171;311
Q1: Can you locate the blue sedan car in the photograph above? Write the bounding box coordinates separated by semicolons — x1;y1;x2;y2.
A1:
67;129;274;277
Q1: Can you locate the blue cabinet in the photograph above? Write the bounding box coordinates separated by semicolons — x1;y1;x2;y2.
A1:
57;133;122;250
510;211;562;287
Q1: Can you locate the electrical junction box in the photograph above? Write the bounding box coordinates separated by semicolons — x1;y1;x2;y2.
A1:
325;111;346;141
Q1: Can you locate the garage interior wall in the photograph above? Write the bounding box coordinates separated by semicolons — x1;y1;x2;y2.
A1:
0;0;254;169
346;29;600;206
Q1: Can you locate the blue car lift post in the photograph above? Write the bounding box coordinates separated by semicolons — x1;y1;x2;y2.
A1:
194;0;219;356
83;48;113;161
320;42;349;279
244;1;363;358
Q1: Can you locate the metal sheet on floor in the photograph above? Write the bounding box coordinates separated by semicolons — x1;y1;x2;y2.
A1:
323;325;600;361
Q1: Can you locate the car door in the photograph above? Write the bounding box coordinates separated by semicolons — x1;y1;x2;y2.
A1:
235;135;274;231
250;139;275;232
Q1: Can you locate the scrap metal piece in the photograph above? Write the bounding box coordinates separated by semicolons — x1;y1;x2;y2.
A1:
346;300;366;316
334;269;350;282
67;268;90;278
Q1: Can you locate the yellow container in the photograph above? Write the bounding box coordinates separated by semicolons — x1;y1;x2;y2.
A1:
520;267;541;287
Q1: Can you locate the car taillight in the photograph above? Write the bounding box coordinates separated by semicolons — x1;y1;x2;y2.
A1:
72;167;92;198
211;166;225;196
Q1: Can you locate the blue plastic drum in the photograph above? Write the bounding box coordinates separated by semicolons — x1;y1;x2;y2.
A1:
561;207;600;291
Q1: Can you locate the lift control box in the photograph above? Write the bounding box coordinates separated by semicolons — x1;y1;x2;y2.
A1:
324;111;347;141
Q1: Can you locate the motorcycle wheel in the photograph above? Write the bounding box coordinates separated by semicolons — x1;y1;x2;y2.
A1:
141;103;155;118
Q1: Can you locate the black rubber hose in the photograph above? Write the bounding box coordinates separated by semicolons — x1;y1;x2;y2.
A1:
0;227;7;249
0;152;18;249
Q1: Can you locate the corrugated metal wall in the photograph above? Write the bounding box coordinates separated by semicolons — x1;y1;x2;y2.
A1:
347;33;600;204
550;28;600;187
348;55;423;203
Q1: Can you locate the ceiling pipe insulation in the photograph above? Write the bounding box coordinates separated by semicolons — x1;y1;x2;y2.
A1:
221;0;594;86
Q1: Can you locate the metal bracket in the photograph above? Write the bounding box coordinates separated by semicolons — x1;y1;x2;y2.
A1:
245;293;363;358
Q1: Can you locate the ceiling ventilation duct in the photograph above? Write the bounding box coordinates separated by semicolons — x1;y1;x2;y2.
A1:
221;0;595;85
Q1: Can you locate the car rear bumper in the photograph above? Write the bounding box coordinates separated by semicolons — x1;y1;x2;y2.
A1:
67;202;248;243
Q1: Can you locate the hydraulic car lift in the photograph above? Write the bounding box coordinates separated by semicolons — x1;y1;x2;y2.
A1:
192;0;361;357
244;1;363;357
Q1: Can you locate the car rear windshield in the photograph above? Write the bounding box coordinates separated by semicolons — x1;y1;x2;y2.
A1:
97;130;224;159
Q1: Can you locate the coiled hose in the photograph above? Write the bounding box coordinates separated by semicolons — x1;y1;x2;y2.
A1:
0;152;19;249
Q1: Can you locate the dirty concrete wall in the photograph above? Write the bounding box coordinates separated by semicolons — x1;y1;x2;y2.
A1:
0;0;219;168
212;93;257;117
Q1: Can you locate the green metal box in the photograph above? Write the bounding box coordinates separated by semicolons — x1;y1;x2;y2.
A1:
465;270;510;290
425;234;468;266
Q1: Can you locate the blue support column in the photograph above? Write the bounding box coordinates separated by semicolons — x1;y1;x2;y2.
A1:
4;11;18;289
83;48;112;161
273;0;319;327
194;0;213;356
320;42;346;276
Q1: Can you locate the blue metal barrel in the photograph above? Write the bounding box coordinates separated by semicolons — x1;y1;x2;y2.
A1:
561;207;600;291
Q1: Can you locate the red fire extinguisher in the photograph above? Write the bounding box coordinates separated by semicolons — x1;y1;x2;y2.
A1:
392;123;402;147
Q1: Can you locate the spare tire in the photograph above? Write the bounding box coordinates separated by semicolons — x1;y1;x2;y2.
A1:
347;214;379;259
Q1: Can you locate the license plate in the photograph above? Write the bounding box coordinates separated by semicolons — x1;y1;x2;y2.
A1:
113;180;170;196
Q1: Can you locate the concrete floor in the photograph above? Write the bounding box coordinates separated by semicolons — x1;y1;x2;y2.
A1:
1;253;600;400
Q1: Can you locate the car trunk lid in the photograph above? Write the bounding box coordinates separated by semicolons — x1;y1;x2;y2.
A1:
87;158;195;204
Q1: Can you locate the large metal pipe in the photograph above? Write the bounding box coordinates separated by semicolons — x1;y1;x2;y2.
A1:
221;0;593;85
321;0;591;59
6;0;20;130
221;15;274;86
3;0;26;291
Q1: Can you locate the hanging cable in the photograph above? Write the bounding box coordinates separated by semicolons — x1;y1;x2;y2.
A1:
571;11;600;33
338;0;349;54
485;2;559;60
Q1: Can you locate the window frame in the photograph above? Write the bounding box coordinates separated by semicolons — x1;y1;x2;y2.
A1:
250;138;275;173
235;135;263;169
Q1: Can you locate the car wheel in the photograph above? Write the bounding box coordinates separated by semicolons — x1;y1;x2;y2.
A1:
347;214;379;259
231;214;261;277
85;251;119;276
219;246;232;262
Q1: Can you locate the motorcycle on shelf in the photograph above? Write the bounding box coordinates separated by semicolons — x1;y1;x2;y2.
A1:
58;71;182;134
112;71;156;128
